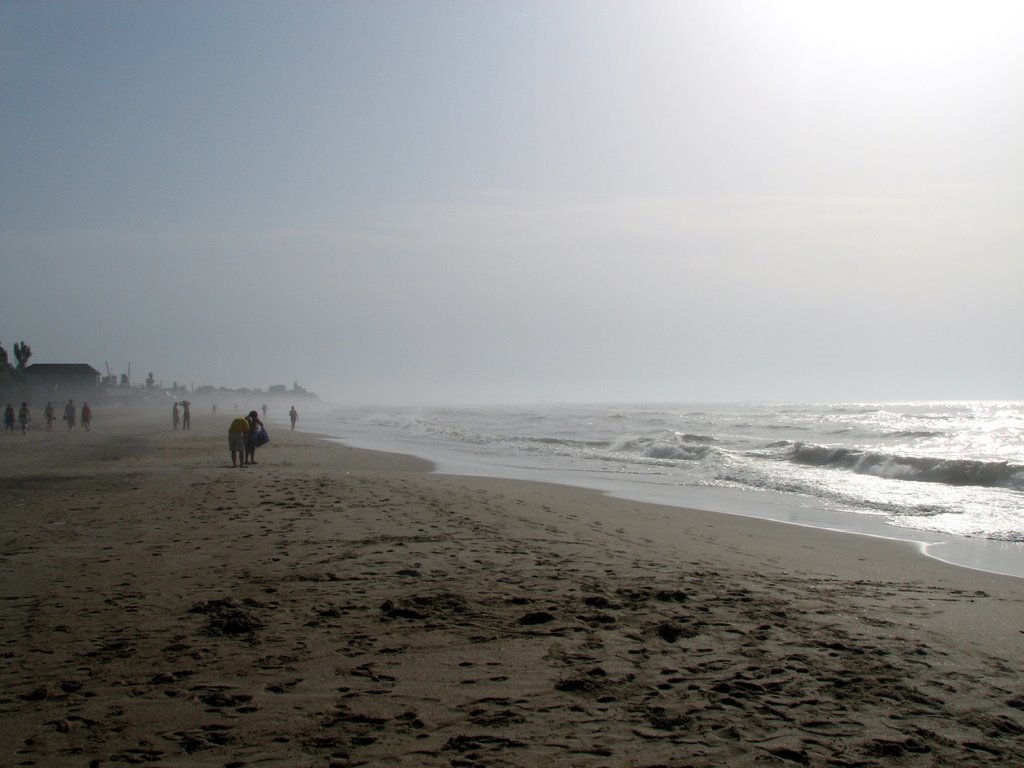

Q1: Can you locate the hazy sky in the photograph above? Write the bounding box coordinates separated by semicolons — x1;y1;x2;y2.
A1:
2;1;1021;404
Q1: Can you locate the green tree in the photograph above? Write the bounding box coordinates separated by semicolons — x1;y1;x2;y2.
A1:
13;341;31;370
0;342;9;371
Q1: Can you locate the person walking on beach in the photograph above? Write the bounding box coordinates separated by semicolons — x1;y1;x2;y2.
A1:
44;401;55;431
64;399;76;431
81;402;92;431
180;400;191;430
172;402;180;431
228;415;250;468
18;402;31;434
245;410;265;465
289;405;298;431
262;403;268;419
3;403;14;434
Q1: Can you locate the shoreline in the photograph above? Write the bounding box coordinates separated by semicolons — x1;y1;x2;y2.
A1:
3;407;1023;766
314;423;1024;581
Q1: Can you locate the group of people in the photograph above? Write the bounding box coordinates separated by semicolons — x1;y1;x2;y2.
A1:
224;405;298;467
3;402;31;434
4;399;91;433
172;400;191;431
4;394;300;465
228;410;269;468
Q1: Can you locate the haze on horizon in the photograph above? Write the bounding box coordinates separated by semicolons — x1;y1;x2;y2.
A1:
2;1;1021;405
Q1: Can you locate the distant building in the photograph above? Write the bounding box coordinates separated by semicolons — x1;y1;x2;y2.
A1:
23;363;102;393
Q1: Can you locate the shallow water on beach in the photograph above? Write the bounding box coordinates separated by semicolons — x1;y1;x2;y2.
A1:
305;401;1024;577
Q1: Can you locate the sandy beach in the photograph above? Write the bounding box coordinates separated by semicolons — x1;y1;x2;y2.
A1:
2;407;1023;767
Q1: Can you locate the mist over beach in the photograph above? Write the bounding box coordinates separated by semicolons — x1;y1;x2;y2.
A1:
3;2;1024;766
2;1;1022;404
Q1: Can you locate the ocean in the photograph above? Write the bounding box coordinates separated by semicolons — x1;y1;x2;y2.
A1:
303;401;1024;578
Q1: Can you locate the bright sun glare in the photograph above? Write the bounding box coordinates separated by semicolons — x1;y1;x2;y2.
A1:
748;0;1023;92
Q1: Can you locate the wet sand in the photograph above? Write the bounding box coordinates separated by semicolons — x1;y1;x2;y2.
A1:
2;407;1023;767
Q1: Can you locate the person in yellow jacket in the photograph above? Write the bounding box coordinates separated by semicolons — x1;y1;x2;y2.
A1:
228;415;250;468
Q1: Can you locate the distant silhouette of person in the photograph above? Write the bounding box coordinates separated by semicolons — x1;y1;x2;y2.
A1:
172;402;180;431
212;403;217;415
81;402;92;431
228;415;250;468
18;402;30;433
262;403;268;418
4;403;15;434
180;400;191;430
289;405;298;431
64;399;76;431
44;401;55;431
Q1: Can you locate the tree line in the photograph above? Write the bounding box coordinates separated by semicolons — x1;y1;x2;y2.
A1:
0;340;32;382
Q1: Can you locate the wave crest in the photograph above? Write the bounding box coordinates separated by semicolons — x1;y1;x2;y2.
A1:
787;442;1024;490
612;435;714;462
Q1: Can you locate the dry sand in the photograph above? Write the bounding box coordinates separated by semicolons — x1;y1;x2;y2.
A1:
2;407;1023;767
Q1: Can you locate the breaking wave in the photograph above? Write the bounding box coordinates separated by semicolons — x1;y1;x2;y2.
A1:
611;435;716;463
786;442;1024;490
